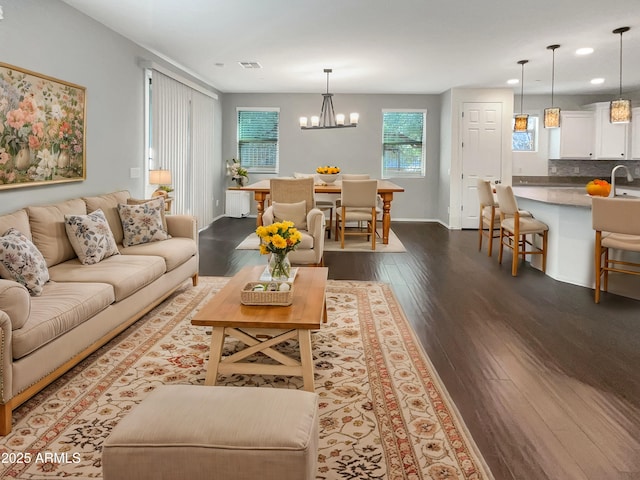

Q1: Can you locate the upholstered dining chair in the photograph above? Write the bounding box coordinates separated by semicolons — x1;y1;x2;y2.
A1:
293;172;336;239
335;179;378;250
261;177;325;266
476;179;501;256
592;196;640;303
496;185;549;276
337;174;383;235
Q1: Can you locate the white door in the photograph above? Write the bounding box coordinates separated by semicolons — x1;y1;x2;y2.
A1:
461;102;503;229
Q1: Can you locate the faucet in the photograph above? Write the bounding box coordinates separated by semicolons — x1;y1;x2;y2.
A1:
609;165;634;197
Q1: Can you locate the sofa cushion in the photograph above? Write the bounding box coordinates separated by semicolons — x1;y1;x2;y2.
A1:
273;201;307;230
127;197;168;231
118;199;171;247
64;209;120;265
0;209;31;241
27;198;87;267
12;281;115;360
48;254;166;302
0;228;50;296
120;237;197;272
83;191;131;245
0;279;31;330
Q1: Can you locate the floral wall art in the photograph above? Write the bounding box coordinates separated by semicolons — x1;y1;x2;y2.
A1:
0;63;86;190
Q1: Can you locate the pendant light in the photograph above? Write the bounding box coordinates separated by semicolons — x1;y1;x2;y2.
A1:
300;69;359;130
544;45;561;128
514;60;529;132
610;27;631;124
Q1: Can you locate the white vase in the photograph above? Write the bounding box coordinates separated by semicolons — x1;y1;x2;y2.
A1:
14;146;31;171
57;150;70;169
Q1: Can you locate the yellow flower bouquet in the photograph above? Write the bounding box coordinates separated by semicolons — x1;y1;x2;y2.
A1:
256;221;302;280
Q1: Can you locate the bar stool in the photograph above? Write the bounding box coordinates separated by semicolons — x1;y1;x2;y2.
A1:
496;185;548;276
476;179;500;256
592;196;640;303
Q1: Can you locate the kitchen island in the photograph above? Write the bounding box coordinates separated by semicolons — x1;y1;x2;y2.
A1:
512;186;640;300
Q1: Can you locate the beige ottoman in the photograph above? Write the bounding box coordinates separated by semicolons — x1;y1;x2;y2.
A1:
102;385;319;480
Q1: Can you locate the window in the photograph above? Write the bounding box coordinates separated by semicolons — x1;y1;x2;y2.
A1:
382;110;426;178
237;108;279;173
512;116;538;152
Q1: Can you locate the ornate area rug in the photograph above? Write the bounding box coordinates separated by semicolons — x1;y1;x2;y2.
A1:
0;277;492;479
236;228;407;253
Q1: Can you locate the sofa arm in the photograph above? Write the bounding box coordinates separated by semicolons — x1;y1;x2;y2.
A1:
0;279;30;331
0;310;13;404
307;208;326;242
166;215;198;240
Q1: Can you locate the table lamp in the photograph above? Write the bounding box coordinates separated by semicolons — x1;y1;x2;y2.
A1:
149;169;172;198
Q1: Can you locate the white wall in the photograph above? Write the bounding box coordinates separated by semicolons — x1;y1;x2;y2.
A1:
222;93;441;221
0;0;223;217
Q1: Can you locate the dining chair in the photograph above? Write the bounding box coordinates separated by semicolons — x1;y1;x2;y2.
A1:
337;174;383;235
476;179;500;256
496;185;549;276
335;179;378;250
293;172;336;239
591;196;640;303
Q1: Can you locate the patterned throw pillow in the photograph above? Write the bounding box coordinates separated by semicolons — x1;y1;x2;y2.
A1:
64;209;120;265
117;198;171;247
0;228;50;296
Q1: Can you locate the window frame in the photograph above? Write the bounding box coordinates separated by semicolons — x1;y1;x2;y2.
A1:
236;107;280;174
381;109;427;179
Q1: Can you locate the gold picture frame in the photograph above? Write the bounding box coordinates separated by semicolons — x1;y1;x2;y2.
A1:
0;62;86;190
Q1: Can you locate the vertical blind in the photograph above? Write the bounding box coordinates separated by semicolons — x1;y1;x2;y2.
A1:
151;71;216;228
237;108;279;173
382;111;426;178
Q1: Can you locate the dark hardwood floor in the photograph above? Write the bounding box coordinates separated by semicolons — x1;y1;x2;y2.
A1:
199;217;640;480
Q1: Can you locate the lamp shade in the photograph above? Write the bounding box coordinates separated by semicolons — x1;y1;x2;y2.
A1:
149;169;172;185
514;114;529;132
610;99;631;123
544;107;560;128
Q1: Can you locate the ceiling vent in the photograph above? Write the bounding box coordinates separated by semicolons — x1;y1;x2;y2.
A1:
239;61;262;69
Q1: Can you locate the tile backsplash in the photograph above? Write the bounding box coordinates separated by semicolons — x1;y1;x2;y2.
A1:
548;159;640;178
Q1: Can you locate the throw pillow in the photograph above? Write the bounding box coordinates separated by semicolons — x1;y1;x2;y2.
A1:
0;228;49;296
273;200;307;230
117;198;171;247
64;209;120;265
127;197;168;231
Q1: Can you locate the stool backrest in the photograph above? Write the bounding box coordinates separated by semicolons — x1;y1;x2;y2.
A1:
495;185;519;216
477;179;497;207
592;196;640;235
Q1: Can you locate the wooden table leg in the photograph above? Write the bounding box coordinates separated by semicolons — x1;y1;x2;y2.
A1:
298;329;315;392
204;327;225;386
380;192;394;245
254;192;268;227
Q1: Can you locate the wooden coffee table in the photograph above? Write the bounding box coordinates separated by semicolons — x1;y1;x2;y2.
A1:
191;265;328;392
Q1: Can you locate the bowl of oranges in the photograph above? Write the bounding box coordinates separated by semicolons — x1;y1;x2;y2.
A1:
316;166;340;184
585;179;611;197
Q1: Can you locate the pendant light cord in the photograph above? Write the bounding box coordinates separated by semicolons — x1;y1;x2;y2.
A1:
618;31;623;97
520;62;524;113
551;49;555;106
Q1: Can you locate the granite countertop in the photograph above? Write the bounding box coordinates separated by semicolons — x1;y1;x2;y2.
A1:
512;186;593;207
512;184;640;208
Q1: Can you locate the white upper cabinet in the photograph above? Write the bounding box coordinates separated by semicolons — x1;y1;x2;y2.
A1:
632;107;640;159
586;102;629;160
549;111;595;159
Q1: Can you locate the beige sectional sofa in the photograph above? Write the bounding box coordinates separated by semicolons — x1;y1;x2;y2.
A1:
0;191;199;435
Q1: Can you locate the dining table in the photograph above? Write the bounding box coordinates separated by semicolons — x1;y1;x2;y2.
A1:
239;178;405;245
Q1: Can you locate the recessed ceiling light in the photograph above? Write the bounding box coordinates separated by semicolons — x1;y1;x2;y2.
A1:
576;47;594;55
507;78;519;85
590;78;605;85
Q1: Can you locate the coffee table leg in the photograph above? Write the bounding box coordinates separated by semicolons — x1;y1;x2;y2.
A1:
204;327;225;386
298;329;315;392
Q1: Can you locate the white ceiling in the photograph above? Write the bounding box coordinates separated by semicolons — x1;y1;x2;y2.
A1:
62;0;640;97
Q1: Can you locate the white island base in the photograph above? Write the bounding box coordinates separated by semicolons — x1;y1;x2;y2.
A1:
513;186;640;301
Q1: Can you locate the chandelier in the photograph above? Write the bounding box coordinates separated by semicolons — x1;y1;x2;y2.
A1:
300;69;359;129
